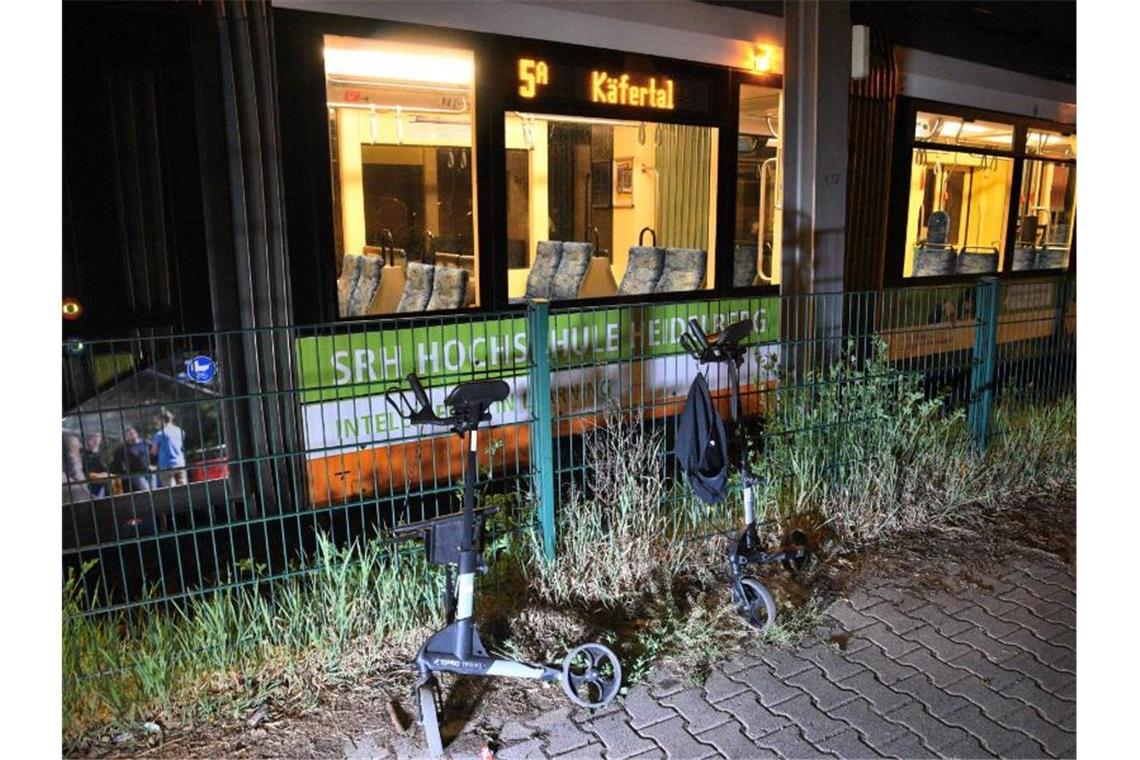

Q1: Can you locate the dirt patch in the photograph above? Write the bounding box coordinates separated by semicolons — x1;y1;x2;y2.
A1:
844;489;1075;599
67;491;1074;759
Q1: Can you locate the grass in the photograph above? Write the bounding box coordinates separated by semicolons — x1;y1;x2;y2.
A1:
62;336;1076;747
749;338;1076;550
524;408;691;609
63;537;445;744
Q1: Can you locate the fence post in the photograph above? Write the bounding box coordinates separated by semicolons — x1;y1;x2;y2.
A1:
968;276;1000;451
527;300;556;561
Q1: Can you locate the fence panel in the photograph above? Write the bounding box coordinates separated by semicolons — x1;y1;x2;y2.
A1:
62;310;537;619
62;276;1075;617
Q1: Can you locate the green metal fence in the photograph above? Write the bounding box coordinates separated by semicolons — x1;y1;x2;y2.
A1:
62;275;1075;618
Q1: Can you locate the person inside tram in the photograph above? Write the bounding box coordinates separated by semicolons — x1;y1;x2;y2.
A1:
151;410;188;487
62;434;91;503
82;432;111;498
114;426;156;492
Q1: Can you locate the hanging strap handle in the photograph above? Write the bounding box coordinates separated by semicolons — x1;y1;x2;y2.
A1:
379;228;396;267
639;227;657;247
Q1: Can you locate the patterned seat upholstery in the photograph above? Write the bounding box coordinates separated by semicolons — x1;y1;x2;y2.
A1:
733;244;758;288
955;249;998;274
617;246;664;296
550;242;593;300
1012;244;1037;272
654;248;707;293
347;255;384;316
912;244;956;277
426;265;469;311
396;262;435;313
1034;246;1069;270
524;241;563;300
337;253;364;317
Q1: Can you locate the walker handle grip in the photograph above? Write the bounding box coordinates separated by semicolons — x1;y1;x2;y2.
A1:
687;318;711;350
680;333;702;360
407;373;431;411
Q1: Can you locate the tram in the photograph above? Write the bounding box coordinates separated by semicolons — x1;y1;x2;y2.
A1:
61;1;1075;522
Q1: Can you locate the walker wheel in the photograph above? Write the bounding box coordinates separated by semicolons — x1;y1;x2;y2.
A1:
560;643;622;709
735;577;777;631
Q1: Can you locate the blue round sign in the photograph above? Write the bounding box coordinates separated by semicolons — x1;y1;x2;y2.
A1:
186;355;217;384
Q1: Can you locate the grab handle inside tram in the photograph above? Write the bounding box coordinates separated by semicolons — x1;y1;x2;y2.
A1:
757;242;773;284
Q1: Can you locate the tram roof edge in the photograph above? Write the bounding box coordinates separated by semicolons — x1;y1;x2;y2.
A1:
271;0;784;73
897;47;1077;126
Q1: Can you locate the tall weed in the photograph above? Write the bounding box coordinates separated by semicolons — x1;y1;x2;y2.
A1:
751;338;1075;548
526;408;691;608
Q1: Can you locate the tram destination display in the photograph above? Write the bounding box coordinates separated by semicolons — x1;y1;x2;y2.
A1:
510;54;714;116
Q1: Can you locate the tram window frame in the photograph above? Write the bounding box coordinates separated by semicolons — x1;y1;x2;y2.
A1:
501;111;723;304
488;43;776;309
275;8;781;324
276;10;495;325
886;98;1076;287
733;80;784;289
321;34;482;320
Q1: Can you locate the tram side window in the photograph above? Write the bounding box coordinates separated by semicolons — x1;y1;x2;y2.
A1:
324;35;479;317
733;83;782;287
504;113;718;301
903;149;1013;277
900;110;1076;279
1017;130;1076;271
904;112;1015;278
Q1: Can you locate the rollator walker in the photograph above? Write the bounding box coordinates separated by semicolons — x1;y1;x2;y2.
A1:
680;318;811;630
386;373;622;756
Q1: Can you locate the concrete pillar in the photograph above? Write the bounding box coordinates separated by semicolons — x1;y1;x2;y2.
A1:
781;0;850;371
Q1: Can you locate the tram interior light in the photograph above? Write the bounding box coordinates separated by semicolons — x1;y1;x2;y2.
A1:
323;41;474;86
916;114;1014;147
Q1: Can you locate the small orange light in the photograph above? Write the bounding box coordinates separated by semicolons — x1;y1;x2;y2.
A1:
754;46;774;74
62;297;83;321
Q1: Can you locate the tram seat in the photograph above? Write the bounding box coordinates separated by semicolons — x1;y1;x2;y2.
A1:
618;245;665;296
337;253;365;317
1012;244;1037;272
426;265;470;310
396;262;436;313
733;244;758;288
521;241;563;300
434;251;475;277
654;248;707;293
550;242;593;300
347;254;384;316
912;244;956;277
433;252;477;306
1034;245;1069;270
955;247;999;274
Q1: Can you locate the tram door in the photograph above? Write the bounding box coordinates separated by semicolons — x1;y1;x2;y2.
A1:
736;84;782;286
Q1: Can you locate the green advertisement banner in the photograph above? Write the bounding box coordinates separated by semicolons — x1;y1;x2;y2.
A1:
294;297;780;404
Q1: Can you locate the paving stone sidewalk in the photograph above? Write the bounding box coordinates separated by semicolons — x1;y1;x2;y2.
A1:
479;555;1076;760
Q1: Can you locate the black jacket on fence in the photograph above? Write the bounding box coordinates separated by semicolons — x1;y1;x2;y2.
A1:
674;373;729;505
